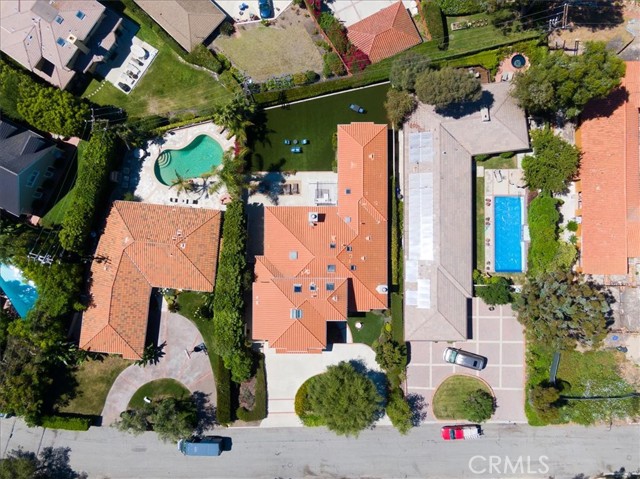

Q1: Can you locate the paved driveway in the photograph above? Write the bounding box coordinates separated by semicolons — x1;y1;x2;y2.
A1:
406;298;527;423
260;343;387;427
101;309;215;425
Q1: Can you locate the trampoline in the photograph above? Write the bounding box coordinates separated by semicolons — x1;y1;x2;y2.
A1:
511;54;526;69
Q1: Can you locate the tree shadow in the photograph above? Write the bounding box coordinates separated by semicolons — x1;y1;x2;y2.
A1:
569;0;625;29
436;90;495;119
580;86;629;122
11;446;89;479
191;391;217;433
406;393;429;426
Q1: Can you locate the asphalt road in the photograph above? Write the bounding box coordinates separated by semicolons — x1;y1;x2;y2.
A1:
1;419;638;479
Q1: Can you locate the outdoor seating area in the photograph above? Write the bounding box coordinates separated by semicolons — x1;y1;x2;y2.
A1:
104;36;158;94
494;53;529;83
283;139;309;145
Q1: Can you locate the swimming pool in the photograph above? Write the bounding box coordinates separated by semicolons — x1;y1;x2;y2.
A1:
0;264;38;317
154;134;223;186
494;196;524;273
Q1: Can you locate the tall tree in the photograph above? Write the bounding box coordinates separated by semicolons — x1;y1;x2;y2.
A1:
207;147;248;198
514;271;611;350
213;94;256;144
307;361;382;436
512;41;625;119
522;128;580;194
415;67;482;109
0;447;87;479
384;89;417;128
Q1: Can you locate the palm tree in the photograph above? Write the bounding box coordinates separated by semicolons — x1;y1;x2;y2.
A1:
169;172;193;196
213;94;256;144
207;147;249;198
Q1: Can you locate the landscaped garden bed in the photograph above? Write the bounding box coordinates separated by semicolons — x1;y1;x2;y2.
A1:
432;375;494;420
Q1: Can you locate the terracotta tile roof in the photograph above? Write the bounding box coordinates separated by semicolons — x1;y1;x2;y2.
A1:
80;201;221;359
252;123;389;353
347;1;421;63
578;61;640;275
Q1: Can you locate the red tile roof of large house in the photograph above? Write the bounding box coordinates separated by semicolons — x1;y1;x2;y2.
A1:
578;61;640;275
347;1;421;63
80;201;221;359
252;123;389;353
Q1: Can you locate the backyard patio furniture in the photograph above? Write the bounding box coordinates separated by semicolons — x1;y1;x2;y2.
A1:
291;146;302;153
284;139;291;145
301;139;309;145
349;104;365;113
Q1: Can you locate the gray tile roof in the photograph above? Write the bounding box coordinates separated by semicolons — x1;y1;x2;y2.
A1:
0;119;55;175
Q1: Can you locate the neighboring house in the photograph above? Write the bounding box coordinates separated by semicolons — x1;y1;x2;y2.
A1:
80;202;222;359
0;119;63;218
252;123;389;353
0;0;123;90
346;1;421;64
403;82;529;342
133;0;226;52
576;61;640;278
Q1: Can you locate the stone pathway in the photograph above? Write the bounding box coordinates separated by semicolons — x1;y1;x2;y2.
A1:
101;310;216;425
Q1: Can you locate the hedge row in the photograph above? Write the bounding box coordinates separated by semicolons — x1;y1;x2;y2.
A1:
59;131;116;253
212;200;251;383
0;58;89;137
212;353;233;425
41;414;91;431
421;1;447;50
236;355;267;422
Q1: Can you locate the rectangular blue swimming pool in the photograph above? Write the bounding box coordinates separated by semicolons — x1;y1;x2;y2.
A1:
494;196;523;273
0;263;38;317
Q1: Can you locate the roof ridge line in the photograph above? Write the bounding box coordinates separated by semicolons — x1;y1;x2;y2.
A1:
267;208;315;259
177;213;221;288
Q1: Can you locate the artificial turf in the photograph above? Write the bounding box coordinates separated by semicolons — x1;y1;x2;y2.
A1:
249;83;390;172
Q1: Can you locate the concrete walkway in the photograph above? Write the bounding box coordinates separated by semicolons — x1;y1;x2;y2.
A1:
101;310;215;425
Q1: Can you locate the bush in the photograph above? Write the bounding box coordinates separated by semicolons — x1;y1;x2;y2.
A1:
186;44;223;73
235;355;267;422
415;67;482;109
435;0;482;15
529;382;562;424
566;220;579;232
219;70;243;95
323;52;346;77
421;1;447;50
319;13;349;54
305;70;319;83
463;389;495;422
389;53;431;91
386;389;413;435
499;151;515;158
474;274;512;305
295;376;325;427
59;131;117;253
385;89;417;128
343;46;370;72
220;21;235;36
213;354;233;425
40;414;91;431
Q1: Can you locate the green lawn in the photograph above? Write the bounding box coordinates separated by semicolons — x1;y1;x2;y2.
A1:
347;311;386;347
128;378;190;409
391;293;404;343
475;176;485;270
479;156;517;170
432;375;493;420
40;140;88;228
59;356;132;416
250;83;389;172
82;8;230;118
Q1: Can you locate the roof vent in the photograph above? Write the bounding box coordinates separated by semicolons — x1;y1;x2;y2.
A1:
67;33;77;44
376;284;389;294
332;295;339;302
308;211;319;225
180;242;186;249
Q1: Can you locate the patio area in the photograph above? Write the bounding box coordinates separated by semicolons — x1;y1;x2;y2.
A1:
248;171;338;206
132;122;235;209
215;0;291;23
494;52;530;83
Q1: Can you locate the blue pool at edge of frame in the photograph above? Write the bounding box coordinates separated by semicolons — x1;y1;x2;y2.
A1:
494;196;524;273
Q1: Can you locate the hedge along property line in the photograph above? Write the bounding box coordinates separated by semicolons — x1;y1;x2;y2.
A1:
40;414;91;431
236;354;267;422
254;33;542;107
58;130;117;254
212;352;233;425
420;1;448;50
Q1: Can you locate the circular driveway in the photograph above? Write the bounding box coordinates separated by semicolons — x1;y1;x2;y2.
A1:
101;310;215;425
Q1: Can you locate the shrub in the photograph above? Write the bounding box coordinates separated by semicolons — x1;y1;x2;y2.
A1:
475;154;490;161
474;274;512;305
566;220;579;232
40;414;91;431
220;21;235;36
421;1;447;50
235;355;267;422
323;52;346;77
219;70;243;95
186;44;223;73
385;89;417;128
386;389;413;435
389;53;431;91
435;0;483;15
59;131;117;253
499;151;515;158
463;389;495;422
213;353;233;425
343;46;370;72
295;376;325;427
305;70;319;83
415;67;482;109
529;382;562;424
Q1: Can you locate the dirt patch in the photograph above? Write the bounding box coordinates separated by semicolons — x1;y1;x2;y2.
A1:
618;356;640;388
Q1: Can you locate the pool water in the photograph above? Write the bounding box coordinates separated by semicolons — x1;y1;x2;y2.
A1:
511;54;526;69
154;134;223;186
494;196;523;273
0;264;38;317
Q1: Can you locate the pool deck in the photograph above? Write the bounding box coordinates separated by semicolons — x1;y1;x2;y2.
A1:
482;168;528;274
134;122;235;210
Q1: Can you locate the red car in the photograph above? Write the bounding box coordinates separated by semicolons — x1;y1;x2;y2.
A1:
441;425;482;440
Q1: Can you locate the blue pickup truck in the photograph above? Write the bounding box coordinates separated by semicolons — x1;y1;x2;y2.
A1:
178;437;223;456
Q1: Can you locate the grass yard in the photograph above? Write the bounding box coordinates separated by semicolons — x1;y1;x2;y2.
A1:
82;7;230;118
128;378;190;409
59;356;132;416
250;83;389;172
40;140;87;228
475;176;485;270
347;312;386;346
478;156;517;170
432;375;493;420
214;25;323;82
391;293;404;343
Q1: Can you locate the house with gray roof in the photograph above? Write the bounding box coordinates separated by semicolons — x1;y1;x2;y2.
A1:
0;119;63;218
403;82;529;342
0;0;123;90
133;0;227;52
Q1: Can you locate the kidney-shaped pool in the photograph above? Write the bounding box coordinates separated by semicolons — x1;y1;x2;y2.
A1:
154;134;224;186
